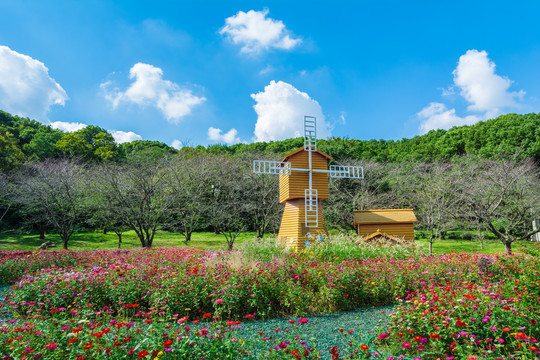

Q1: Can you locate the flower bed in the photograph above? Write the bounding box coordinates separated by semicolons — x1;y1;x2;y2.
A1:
0;246;539;359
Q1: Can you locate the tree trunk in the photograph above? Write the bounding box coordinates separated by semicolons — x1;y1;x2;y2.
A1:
505;241;512;254
103;228;107;234
183;229;192;243
62;237;69;250
117;233;122;249
429;241;433;256
39;225;46;240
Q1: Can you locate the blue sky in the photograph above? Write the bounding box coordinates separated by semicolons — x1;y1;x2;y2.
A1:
1;1;539;148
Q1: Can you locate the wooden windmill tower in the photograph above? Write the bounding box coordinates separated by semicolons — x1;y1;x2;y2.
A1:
253;116;364;252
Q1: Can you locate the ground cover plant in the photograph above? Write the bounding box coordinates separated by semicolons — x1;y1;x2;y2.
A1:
0;240;538;359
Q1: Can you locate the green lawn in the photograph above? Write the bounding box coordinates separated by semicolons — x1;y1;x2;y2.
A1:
0;230;274;251
0;229;531;255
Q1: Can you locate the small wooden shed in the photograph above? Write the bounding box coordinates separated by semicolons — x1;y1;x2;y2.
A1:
354;209;418;241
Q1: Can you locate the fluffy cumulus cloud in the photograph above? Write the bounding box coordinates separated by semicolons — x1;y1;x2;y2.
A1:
50;121;87;133
171;139;183;150
0;46;68;121
251;80;331;142
220;9;301;54
101;63;205;123
207;127;242;145
110;130;142;144
417;103;480;134
418;49;525;133
453;50;525;116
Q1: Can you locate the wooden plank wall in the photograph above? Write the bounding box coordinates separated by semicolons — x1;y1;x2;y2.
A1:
279;151;328;203
278;198;328;252
357;223;415;241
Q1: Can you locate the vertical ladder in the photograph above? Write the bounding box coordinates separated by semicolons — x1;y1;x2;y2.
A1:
305;189;318;228
304;116;317;151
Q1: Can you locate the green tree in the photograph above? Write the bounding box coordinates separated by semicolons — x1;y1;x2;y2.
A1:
23;127;64;160
56;126;119;161
0;125;24;171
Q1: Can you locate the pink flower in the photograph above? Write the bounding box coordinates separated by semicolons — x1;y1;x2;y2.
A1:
214;299;224;305
298;318;308;324
402;342;411;348
44;343;58;351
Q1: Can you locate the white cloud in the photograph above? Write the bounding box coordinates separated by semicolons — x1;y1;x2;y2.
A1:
251;80;331;142
208;127;242;145
50;121;87;133
171;139;183;150
259;65;276;76
220;9;301;54
454;49;525;116
110;130;142;144
339;111;346;125
418;49;525;133
417;103;481;134
101;63;205;123
0;46;68;121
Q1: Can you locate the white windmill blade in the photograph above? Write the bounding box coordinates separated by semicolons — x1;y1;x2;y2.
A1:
305;188;318;228
253;160;292;175
304;116;317;151
327;165;364;179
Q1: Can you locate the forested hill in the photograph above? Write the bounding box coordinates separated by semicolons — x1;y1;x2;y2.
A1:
1;110;539;170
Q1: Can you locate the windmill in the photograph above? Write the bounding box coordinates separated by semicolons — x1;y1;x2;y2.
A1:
253;116;364;251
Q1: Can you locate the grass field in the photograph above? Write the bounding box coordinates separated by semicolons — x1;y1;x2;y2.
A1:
0;229;531;254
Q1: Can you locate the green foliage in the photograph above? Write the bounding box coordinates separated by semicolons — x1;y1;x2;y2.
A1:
0;125;24;171
1;109;539;164
56;125;119;161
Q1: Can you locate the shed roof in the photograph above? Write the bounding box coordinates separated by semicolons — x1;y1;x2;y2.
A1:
282;147;333;162
354;209;418;227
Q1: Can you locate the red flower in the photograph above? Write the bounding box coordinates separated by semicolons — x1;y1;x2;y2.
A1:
456;320;466;327
137;350;149;358
202;313;212;318
360;345;369;350
163;340;173;347
83;344;94;350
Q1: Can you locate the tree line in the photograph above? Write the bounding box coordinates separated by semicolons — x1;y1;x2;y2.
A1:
0;152;538;254
1;110;540;172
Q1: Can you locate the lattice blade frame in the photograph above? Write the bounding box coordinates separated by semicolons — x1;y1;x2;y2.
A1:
253;160;291;175
304;116;317;151
305;188;318;228
328;165;364;179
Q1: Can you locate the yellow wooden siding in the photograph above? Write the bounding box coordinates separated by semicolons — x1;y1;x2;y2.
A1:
354;209;417;226
357;223;415;241
279;150;329;203
277;198;328;252
279;172;290;203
